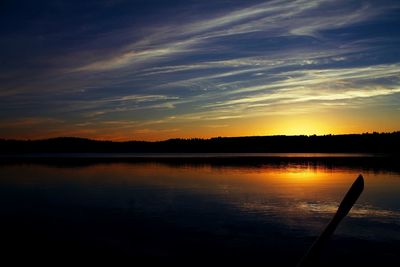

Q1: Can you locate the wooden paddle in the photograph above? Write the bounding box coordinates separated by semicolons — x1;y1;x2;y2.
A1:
297;174;364;267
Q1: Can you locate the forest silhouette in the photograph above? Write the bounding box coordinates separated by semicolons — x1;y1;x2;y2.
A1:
1;132;399;153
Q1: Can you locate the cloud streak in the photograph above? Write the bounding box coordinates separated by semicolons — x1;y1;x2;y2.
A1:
73;0;390;72
0;0;399;139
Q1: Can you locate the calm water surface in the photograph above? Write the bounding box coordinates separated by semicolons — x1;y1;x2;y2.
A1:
0;157;399;266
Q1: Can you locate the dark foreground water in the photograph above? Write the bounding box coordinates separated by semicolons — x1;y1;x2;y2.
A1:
0;155;399;266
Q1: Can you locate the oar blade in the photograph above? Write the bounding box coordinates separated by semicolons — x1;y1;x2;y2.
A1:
297;174;365;267
336;174;364;219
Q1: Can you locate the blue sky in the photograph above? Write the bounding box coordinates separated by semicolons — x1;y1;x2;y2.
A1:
1;0;399;140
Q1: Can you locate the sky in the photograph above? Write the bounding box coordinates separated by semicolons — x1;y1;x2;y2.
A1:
0;0;399;141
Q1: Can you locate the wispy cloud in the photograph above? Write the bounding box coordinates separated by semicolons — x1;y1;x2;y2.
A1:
1;0;399;139
74;0;390;72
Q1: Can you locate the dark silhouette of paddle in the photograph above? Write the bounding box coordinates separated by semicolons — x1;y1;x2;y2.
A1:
297;174;364;267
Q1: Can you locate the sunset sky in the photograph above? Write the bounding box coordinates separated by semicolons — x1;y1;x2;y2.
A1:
1;0;399;141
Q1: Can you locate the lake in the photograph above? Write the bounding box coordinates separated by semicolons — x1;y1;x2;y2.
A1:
0;154;399;266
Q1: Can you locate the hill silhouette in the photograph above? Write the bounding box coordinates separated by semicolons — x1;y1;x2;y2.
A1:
1;132;400;154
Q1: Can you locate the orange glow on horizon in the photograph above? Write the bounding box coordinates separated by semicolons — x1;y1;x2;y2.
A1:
1;110;399;141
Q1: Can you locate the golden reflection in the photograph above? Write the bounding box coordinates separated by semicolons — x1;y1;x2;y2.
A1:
1;161;400;235
276;166;321;181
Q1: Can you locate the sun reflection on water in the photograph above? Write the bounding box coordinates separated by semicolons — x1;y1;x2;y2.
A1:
1;161;399;241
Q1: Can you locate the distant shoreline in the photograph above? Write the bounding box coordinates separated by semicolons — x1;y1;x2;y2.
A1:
0;152;386;158
1;132;399;154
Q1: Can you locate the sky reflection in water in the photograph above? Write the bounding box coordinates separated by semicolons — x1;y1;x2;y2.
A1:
0;161;399;265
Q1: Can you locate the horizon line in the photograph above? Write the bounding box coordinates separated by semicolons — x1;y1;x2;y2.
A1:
1;131;400;143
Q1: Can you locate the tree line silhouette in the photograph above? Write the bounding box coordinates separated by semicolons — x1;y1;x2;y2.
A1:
1;132;399;153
